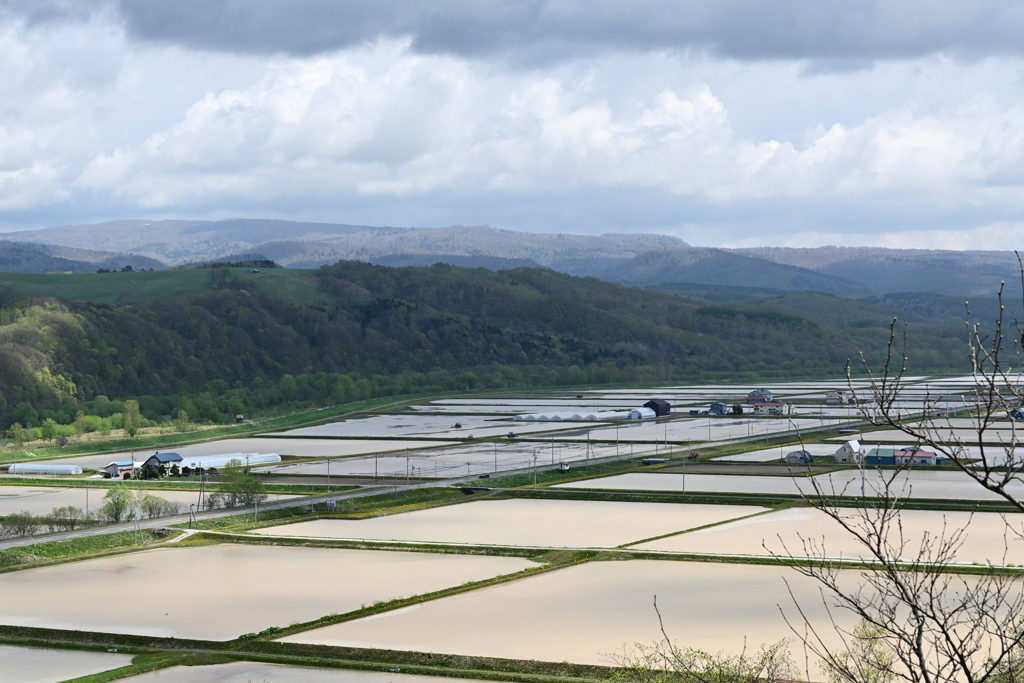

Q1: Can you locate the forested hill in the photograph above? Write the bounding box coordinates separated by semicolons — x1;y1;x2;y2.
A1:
0;261;969;430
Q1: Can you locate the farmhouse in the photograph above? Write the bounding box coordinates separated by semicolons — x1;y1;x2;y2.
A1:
142;452;184;471
103;461;138;478
747;389;774;404
752;401;793;416
834;440;865;464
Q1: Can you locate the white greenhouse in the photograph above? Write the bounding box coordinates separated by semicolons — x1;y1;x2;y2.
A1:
8;463;83;475
179;452;282;469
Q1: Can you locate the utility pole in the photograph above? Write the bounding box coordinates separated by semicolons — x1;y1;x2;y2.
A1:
374;453;378;484
327;457;331;494
533;453;538;488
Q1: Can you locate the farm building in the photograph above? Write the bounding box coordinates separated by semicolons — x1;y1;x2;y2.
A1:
629;407;657;420
895;446;946;466
752;402;793;416
865;446;946;466
515;411;628;422
141;452;183;473
181;452;282;469
826;391;855;404
834;440;865;464
747;389;774;404
709;402;728;415
102;461;138;478
785;450;813;465
644;399;671;417
8;463;83;475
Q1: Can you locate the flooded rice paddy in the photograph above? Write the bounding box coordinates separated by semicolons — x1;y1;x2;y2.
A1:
0;544;531;640
633;507;1024;564
553;417;830;444
269;414;575;439
254;440;657;478
845;428;1020;444
119;662;476;683
0;485;263;517
556;470;1024;500
0;644;131;683
252;499;767;548
281;559;853;665
713;443;840;462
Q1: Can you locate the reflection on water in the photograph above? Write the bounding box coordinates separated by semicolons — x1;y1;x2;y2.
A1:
0;545;531;640
253;499;766;548
282;560;855;665
0;485;235;517
0;644;131;683
558;470;1024;500
119;661;474;683
634;507;1024;564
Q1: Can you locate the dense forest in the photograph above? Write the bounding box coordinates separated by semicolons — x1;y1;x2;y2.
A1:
0;261;972;432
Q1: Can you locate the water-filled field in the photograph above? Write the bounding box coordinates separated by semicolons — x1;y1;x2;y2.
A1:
553;417;831;444
252;499;766;548
118;662;475;683
846;428;1020;444
254;440;657;479
0;644;131;683
0;485;272;517
632;507;1024;564
555;470;1024;500
0;545;531;640
281;559;853;665
713;443;840;462
269;414;575;439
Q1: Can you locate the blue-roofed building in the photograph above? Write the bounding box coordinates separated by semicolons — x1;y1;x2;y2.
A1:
143;452;183;471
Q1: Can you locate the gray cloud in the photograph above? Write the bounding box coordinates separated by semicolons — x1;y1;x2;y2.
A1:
104;0;1024;63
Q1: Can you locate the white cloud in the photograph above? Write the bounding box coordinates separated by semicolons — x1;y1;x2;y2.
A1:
4;11;1024;250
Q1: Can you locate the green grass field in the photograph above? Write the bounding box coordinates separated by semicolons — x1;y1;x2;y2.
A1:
0;268;326;306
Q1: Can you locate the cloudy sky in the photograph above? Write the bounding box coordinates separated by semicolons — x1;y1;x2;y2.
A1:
2;0;1024;248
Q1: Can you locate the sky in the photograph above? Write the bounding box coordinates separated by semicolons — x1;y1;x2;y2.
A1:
2;1;1024;249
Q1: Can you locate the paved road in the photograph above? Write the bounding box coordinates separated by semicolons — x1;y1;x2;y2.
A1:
0;416;866;551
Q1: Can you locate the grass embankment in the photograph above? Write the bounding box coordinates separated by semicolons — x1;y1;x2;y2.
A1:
178;487;470;533
0;622;612;683
61;653;234;683
0;528;181;574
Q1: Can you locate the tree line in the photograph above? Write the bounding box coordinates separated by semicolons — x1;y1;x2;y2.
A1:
0;261;974;431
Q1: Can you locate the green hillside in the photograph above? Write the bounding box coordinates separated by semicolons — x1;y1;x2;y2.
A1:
0;261;971;432
0;268;326;307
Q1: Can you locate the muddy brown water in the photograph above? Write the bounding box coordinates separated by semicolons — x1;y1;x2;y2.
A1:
0;644;131;683
281;559;857;665
118;662;477;682
252;499;767;548
0;485;280;517
557;470;1024;500
0;545;532;640
633;507;1024;564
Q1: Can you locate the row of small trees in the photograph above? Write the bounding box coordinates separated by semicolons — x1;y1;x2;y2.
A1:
0;488;186;539
4;402;195;449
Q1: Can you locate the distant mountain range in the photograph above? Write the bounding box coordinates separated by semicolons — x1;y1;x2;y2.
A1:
0;240;164;274
2;218;1021;297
